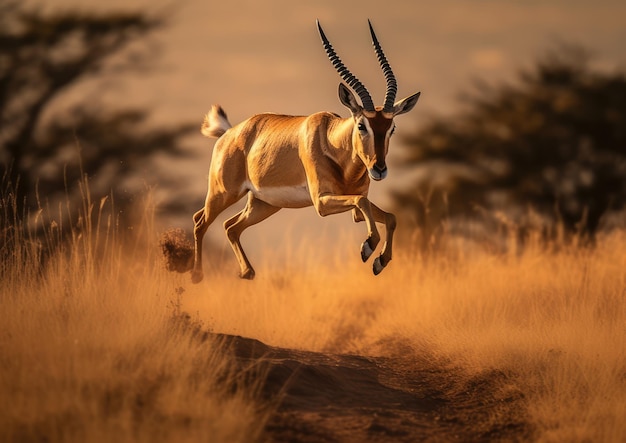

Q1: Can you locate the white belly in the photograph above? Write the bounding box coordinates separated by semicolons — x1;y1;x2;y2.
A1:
249;184;312;208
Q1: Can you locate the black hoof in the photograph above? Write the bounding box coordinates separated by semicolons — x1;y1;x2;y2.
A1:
373;255;389;275
240;269;255;280
361;240;374;262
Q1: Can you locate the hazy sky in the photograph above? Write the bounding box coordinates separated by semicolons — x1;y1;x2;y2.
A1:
42;0;626;122
32;0;626;257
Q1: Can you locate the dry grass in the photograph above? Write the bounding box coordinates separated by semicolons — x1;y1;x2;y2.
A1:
2;178;625;441
184;228;626;442
0;189;268;443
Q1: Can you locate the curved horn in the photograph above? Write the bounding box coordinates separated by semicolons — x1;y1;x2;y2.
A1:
368;20;397;113
317;20;375;112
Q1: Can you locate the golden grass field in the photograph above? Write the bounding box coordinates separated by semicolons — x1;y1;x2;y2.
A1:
1;187;625;442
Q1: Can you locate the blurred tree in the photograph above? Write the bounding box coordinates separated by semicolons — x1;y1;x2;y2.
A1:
0;0;196;227
395;46;626;247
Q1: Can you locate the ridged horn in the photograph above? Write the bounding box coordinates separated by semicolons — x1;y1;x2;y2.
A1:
368;20;397;113
317;20;375;112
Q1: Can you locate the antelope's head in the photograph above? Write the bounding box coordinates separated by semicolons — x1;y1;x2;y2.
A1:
318;20;420;181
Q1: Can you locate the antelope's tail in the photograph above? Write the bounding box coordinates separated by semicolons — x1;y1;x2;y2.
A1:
201;105;232;138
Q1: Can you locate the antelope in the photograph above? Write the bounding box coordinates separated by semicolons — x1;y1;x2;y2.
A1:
191;20;420;283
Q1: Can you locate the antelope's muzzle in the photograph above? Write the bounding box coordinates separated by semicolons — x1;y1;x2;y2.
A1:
369;163;388;181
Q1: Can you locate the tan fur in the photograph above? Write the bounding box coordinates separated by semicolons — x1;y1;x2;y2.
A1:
191;103;406;282
191;26;420;282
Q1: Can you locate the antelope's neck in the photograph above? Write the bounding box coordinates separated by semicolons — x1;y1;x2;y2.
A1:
325;116;369;185
327;117;355;152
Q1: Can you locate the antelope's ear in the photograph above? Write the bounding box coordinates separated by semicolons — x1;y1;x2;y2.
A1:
393;92;421;116
338;83;363;116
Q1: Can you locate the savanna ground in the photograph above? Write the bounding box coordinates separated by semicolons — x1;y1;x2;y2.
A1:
1;187;625;442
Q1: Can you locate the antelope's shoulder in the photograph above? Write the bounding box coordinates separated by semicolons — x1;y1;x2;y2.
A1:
300;111;344;136
305;111;342;124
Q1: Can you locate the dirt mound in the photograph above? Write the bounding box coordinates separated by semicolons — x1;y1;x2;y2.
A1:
219;334;533;442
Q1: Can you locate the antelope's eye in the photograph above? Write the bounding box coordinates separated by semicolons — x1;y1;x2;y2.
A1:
357;122;367;132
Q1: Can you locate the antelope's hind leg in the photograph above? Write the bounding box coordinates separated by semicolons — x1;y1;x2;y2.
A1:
192;191;243;284
192;208;209;283
224;194;281;280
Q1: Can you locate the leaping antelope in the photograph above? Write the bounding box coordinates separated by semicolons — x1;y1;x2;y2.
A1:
191;20;420;282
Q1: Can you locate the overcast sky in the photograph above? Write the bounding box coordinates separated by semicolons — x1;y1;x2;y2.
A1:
33;0;626;258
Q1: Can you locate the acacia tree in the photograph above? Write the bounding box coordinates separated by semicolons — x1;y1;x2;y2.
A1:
0;0;195;225
394;47;626;247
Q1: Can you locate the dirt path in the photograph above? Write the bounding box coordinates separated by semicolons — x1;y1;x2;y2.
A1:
221;334;532;443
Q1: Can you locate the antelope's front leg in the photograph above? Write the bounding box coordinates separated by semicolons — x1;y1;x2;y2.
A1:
352;204;396;274
317;194;381;265
369;204;396;275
